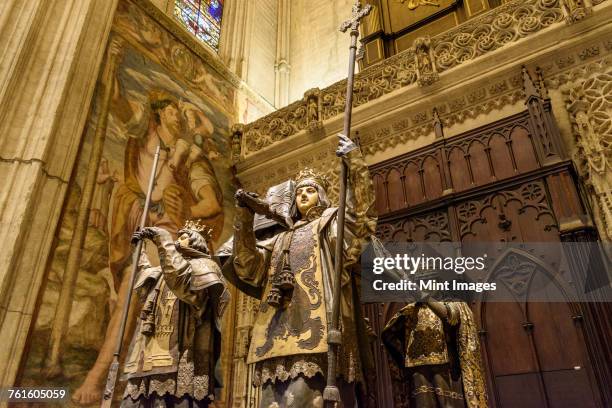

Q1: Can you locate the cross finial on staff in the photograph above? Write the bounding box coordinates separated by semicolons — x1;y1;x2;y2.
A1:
339;0;372;33
324;1;372;407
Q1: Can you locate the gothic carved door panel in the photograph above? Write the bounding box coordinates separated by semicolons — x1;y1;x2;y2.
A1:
476;250;601;408
368;99;608;406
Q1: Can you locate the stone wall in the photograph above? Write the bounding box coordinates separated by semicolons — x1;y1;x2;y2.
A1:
288;0;354;103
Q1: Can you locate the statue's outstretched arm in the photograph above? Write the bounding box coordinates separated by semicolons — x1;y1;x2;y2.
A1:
232;206;270;288
141;227;206;307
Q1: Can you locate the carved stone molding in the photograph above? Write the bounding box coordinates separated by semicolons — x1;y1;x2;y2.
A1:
564;68;612;239
240;141;341;204
414;37;439;87
361;40;610;156
560;0;593;24
431;0;563;72
241;97;308;158
239;0;592;158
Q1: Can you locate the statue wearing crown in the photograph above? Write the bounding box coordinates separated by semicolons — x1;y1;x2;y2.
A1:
121;221;229;407
231;134;377;407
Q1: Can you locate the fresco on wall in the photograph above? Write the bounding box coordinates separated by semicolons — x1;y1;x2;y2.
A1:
19;1;236;405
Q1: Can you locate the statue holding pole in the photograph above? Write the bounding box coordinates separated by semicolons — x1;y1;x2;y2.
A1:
100;142;229;407
229;4;376;405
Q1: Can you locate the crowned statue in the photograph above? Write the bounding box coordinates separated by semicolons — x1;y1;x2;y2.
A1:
231;134;377;407
121;220;229;407
382;279;488;408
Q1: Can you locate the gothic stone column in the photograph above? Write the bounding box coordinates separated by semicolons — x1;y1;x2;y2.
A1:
0;0;118;389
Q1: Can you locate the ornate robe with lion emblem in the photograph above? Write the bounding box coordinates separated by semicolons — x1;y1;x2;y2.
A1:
232;150;377;399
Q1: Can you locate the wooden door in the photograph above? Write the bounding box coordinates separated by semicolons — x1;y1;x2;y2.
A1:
476;250;601;408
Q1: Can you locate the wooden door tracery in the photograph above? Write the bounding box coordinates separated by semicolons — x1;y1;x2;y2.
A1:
363;77;610;407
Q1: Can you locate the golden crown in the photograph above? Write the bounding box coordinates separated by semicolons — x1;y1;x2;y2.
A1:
295;168;330;191
182;219;214;240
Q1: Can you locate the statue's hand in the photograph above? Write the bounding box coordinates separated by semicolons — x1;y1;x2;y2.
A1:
131;227;157;244
336;133;357;157
234;189;259;208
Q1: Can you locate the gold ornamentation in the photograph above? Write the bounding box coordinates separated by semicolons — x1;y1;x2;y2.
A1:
412;385;464;399
294;168;330;190
404;305;449;367
397;0;441;10
182;219;214;239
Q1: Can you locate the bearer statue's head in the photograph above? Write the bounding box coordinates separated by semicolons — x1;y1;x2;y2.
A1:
175;219;213;257
293;168;331;219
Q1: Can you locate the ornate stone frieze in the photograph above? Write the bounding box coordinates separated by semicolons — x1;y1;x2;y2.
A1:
545;55;611;89
560;0;593;24
238;0;599;158
432;0;563;72
360;40;610;156
357;81;525;156
267;51;605;162
241;98;308;157
321;48;418;121
563;67;612;239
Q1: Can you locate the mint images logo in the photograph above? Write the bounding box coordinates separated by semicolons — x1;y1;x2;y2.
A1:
362;241;612;303
372;254;487;275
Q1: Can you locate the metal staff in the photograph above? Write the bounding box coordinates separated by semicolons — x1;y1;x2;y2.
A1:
324;1;371;405
101;145;161;407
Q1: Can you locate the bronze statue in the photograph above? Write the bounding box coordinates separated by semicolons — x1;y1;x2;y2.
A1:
121;221;229;407
231;134;376;407
382;296;488;408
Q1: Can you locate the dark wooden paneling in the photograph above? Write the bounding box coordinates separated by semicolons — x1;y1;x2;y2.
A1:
371;110;547;218
368;102;608;407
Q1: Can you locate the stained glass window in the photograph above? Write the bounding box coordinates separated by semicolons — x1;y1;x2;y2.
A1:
175;0;223;51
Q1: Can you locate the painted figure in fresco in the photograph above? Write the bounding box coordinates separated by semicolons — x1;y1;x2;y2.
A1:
109;89;224;276
90;157;118;234
122;221;228;407
382;296;488;408
72;85;224;405
231;134;377;407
